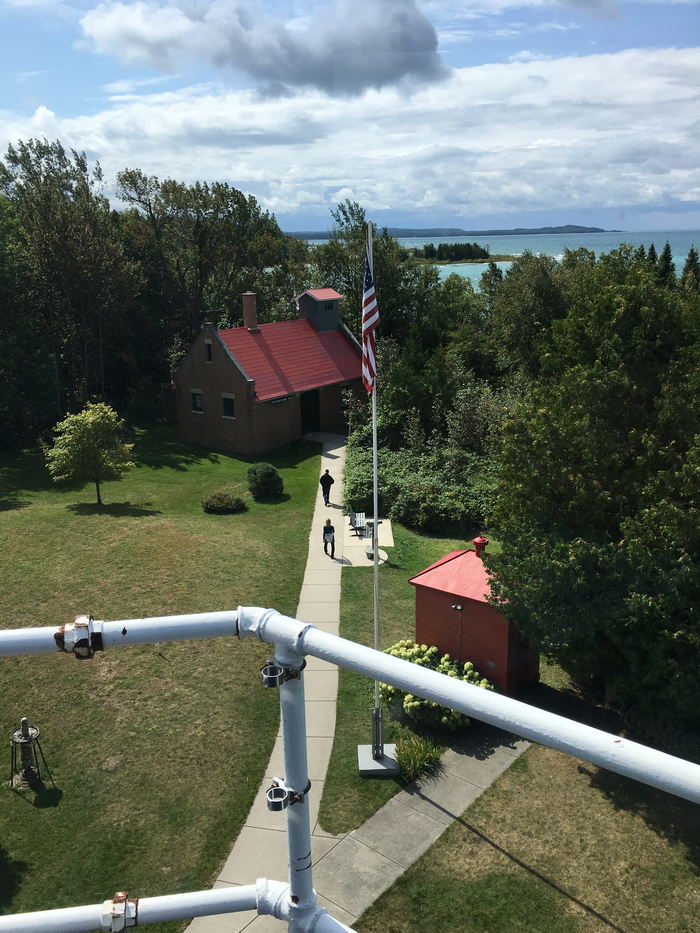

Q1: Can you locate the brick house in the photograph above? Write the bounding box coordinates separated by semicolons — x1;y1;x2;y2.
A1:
176;290;363;456
409;536;539;696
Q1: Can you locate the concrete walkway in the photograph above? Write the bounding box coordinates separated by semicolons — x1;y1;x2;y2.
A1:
189;433;528;932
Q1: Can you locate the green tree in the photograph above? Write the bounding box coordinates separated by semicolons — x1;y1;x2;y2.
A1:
490;253;699;723
681;245;699;292
45;403;134;505
1;139;140;416
117;169;295;340
489;252;566;375
657;240;675;288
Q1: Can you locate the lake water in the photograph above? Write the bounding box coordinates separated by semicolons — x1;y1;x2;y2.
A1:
396;230;700;288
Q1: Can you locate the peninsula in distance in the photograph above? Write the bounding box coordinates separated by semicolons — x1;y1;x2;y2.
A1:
287;224;616;239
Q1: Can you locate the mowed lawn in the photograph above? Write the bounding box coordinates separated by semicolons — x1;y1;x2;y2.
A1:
0;427;321;930
319;526;700;931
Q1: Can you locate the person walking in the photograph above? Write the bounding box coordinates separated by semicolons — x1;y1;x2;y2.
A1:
323;518;336;559
319;469;335;506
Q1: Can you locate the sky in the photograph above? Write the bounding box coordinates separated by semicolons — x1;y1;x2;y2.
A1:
0;0;699;232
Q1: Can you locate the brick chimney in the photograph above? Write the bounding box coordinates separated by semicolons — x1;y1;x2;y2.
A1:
472;535;489;559
242;292;259;331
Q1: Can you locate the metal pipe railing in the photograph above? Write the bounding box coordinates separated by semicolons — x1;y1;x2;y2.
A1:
1;605;699;932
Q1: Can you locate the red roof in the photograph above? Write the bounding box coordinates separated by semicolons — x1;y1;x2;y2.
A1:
218;319;360;401
409;550;492;603
295;288;343;302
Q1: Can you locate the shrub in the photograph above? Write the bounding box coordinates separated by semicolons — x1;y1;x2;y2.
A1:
380;640;495;732
247;463;284;499
202;492;246;514
395;733;444;784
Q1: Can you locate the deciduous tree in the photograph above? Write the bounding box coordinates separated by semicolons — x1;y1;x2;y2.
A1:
45;403;134;505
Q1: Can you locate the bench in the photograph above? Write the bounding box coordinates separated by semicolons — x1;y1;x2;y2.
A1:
348;509;366;537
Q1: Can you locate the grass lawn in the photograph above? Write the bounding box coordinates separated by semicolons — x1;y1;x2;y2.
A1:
318;525;485;834
357;671;700;932
0;427;321;929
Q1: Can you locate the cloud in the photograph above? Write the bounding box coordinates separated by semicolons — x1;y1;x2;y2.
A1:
1;46;698;223
79;0;448;95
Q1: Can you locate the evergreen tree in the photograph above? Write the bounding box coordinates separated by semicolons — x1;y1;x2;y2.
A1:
657;241;676;288
681;245;699;292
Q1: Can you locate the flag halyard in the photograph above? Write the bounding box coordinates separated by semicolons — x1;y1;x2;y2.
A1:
362;250;379;393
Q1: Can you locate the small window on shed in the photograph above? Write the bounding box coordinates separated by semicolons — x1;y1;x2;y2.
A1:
324;302;334;311
205;340;213;362
191;390;204;413
222;395;235;419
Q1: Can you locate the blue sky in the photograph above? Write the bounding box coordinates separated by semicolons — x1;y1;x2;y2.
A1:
1;0;698;231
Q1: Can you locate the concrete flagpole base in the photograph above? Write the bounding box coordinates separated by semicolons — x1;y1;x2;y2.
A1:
357;743;399;777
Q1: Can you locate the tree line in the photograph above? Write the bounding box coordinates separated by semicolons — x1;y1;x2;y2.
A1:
413;241;490;261
0;138;308;448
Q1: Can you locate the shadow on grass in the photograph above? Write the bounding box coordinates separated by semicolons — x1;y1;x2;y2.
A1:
411;788;628;932
0;497;31;511
131;429;220;472
0;448;53;495
586;767;700;872
67;502;161;517
522;680;700;872
250;493;291;505
0;844;28;907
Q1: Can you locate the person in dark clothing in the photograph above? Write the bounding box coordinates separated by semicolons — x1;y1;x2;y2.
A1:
319;469;335;506
323;518;336;559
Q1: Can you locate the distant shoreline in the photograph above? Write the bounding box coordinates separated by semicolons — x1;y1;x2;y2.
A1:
286;224;619;240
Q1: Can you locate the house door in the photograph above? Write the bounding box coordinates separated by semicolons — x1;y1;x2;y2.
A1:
300;389;321;433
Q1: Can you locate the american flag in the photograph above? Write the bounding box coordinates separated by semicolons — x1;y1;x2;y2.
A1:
361;250;379;393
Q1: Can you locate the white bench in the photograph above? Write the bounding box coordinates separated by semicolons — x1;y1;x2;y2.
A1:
348;509;366;537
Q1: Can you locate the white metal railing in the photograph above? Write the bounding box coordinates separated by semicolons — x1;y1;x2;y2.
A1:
1;607;698;932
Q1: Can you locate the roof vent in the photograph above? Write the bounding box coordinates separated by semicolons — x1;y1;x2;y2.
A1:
472;535;489;559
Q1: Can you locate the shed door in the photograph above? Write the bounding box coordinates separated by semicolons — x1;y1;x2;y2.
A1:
300;389;321;432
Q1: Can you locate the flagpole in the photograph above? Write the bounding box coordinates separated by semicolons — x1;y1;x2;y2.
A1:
357;222;397;776
368;223;383;760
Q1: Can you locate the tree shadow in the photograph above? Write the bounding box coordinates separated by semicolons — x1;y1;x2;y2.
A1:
520;680;700;872
584;766;700;872
0;844;28;907
66;502;161;517
250;493;291;505
0;497;31;512
131;430;220;472
0;448;53;495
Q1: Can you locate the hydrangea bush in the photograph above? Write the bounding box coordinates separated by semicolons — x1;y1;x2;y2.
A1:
380;640;494;732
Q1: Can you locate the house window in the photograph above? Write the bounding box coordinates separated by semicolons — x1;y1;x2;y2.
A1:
222;395;235;419
205;340;213;362
191;390;204;413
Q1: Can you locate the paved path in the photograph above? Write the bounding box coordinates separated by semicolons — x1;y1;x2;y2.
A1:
189;433;528;932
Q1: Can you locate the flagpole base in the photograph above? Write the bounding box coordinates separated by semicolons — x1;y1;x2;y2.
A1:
357;743;399;777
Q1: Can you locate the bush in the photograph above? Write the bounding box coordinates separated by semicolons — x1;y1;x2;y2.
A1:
395;733;444;784
202;492;246;514
247;463;284;499
380;640;495;732
342;432;495;533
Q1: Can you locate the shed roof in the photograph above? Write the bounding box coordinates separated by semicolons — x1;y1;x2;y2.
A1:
408;549;492;603
294;288;344;302
218;318;360;401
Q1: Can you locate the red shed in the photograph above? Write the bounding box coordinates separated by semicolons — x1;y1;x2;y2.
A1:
409;537;538;696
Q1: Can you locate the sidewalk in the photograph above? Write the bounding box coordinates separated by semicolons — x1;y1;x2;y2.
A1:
188;434;528;931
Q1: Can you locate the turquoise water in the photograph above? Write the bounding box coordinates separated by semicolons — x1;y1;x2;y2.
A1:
397;230;700;287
